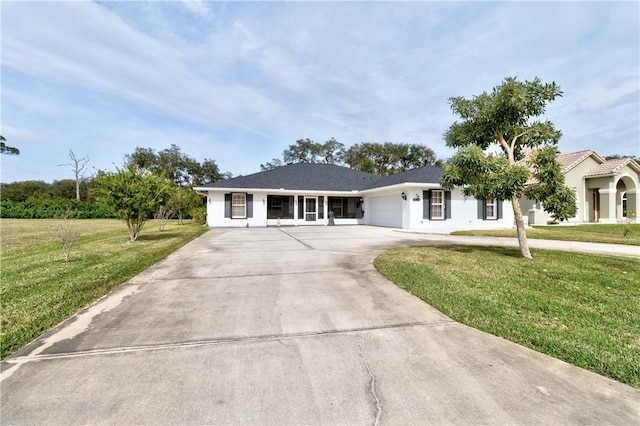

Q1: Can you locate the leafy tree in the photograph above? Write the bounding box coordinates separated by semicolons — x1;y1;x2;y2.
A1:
605;154;640;162
345;142;440;175
282;138;322;163
440;76;574;259
0;181;54;201
126;144;223;187
319;138;346;164
93;166;172;242
525;147;577;222
282;138;346;164
51;179;91;200
167;186;203;224
260;158;284;171
261;138;346;170
0;135;20;155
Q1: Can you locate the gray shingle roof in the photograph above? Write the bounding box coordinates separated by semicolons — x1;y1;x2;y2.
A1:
198;163;445;191
199;163;382;191
363;165;444;189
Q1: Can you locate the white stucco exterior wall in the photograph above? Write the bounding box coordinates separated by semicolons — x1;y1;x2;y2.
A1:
206;191;269;228
408;188;515;232
202;187;516;231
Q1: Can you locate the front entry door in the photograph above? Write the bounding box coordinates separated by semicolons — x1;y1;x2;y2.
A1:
592;191;599;222
305;197;317;222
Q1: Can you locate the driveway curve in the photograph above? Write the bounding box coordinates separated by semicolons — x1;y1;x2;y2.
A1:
2;226;638;425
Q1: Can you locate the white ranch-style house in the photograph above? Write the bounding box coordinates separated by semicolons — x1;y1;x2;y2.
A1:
194;163;514;232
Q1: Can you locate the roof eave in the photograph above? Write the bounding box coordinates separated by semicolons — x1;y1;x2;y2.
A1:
585;173;616;179
193;187;364;195
360;182;442;194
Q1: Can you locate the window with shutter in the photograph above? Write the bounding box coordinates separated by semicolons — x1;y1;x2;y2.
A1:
430;190;445;220
485;199;497;219
231;193;246;218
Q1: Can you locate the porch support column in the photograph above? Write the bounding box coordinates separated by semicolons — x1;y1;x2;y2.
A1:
626;189;638;223
598;188;617;223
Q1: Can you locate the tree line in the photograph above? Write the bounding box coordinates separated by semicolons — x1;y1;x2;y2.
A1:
261;139;442;175
0;145;220;227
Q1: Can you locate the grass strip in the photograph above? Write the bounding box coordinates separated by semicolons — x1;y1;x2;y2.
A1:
0;220;208;359
452;223;640;246
374;245;640;387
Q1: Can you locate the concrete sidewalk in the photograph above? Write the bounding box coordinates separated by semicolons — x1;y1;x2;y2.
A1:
393;230;640;258
2;226;638;424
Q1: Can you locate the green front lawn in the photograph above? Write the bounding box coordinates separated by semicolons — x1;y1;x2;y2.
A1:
374;245;640;387
452;223;640;246
0;219;208;359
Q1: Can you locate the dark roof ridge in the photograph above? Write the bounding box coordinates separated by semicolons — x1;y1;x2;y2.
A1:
197;162;382;191
363;164;444;189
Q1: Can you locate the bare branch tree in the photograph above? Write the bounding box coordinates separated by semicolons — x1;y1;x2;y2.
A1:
154;205;174;231
58;150;90;200
50;210;81;263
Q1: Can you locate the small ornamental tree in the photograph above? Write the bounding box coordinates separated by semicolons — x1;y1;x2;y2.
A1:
94;166;172;242
168;186;202;225
50;210;81;263
440;77;575;259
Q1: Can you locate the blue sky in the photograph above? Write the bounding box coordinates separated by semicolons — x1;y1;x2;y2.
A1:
2;1;639;183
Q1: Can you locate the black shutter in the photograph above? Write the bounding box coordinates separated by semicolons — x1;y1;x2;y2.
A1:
445;191;452;220
318;196;324;219
497;200;503;219
224;194;231;218
477;199;485;219
298;196;304;220
423;190;430;220
246;194;253;218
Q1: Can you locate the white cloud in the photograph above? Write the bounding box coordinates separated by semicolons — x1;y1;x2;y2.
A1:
1;1;638;182
178;0;212;17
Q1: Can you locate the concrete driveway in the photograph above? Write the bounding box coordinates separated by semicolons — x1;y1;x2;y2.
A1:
2;226;638;425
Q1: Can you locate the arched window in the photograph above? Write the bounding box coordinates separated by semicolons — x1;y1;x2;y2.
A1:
622;192;627;218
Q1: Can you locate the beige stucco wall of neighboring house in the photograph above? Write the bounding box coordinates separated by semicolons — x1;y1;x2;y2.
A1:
523;152;639;225
564;155;601;222
524;154;600;225
585;176;616;223
583;166;640;224
614;165;639;223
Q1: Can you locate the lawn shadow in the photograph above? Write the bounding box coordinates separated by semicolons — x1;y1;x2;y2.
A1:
135;230;181;242
419;243;524;258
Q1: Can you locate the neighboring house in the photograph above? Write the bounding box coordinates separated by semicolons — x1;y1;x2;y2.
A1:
194;163;515;231
522;150;640;224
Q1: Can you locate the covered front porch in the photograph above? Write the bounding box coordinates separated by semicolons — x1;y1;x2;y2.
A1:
586;174;638;224
265;194;364;227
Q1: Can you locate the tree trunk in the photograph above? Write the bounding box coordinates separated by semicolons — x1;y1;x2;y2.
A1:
75;178;80;200
127;221;143;242
511;196;532;259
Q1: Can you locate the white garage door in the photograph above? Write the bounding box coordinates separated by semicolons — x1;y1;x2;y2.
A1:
368;194;402;228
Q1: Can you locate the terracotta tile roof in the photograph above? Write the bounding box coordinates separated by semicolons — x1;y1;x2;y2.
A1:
519;149;594;185
556;150;604;173
585;157;640;177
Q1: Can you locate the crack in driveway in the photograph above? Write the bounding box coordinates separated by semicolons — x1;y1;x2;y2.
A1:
2;320;454;366
358;332;382;426
277;227;315;249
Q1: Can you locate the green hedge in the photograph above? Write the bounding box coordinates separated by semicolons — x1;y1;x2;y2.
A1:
0;198;115;219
